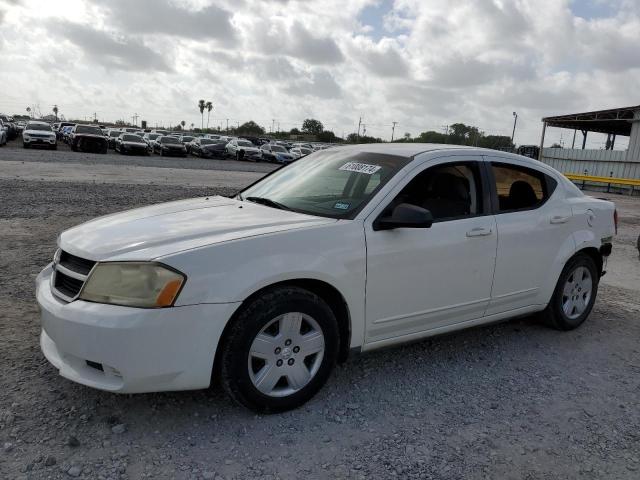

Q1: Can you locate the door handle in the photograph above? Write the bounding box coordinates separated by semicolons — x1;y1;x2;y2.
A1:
466;227;492;237
550;215;570;224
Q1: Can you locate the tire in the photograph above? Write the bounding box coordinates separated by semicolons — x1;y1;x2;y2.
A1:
51;145;57;150
220;286;339;413
543;253;598;331
23;142;29;149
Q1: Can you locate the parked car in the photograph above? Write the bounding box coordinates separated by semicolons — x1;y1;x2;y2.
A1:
153;136;187;157
151;129;169;136
61;126;74;144
289;147;312;159
189;138;227;158
55;122;75;140
0;114;18;140
115;133;151;156
226;138;262;161
142;133;161;146
106;129;123;149
178;135;195;152
69;124;108;153
22;121;57;149
0;119;7;146
35;144;616;412
260;144;295;164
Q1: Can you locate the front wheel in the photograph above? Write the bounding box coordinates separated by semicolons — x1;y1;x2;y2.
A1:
220;287;339;413
543;253;598;330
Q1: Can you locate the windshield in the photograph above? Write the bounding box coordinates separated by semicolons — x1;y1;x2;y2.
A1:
239;150;410;219
238;140;253;147
200;139;216;145
146;134;160;140
271;145;287;153
122;134;143;142
76;125;102;135
181;136;194;142
27;123;52;131
160;136;181;144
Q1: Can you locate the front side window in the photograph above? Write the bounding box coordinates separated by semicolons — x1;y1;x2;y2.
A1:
388;162;483;221
491;163;555;212
239;150;410;219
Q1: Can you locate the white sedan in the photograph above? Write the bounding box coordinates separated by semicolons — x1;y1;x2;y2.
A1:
36;144;616;412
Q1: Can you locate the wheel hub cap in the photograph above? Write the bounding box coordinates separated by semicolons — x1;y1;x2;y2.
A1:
247;312;325;397
561;266;593;320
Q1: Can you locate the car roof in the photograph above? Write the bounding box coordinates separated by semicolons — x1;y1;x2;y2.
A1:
335;143;475;158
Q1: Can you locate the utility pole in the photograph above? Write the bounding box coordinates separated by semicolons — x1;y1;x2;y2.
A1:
132;113;139;127
357;116;362;141
391;121;398;142
225;118;229;133
271;119;276;134
361;124;367;136
511;112;518;144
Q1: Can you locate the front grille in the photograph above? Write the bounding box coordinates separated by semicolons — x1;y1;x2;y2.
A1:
54;272;84;298
51;249;96;302
59;250;96;275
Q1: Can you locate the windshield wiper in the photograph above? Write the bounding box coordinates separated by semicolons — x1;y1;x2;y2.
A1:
245;196;292;211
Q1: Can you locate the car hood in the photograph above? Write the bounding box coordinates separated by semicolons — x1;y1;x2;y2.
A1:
162;143;185;147
239;145;260;152
123;141;147;146
59;196;336;261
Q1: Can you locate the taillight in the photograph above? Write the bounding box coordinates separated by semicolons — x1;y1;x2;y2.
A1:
613;209;618;235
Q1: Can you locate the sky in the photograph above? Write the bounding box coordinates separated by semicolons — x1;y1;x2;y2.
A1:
0;0;638;148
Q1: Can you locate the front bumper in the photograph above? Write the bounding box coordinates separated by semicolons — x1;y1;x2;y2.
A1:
36;265;240;393
24;136;56;145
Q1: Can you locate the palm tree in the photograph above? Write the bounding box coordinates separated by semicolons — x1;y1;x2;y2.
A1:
52;105;58;121
205;101;213;130
26;106;31;118
198;99;205;129
181;120;186;131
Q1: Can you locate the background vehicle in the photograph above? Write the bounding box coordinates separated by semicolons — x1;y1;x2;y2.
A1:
189;138;227;158
69;124;108;153
106;129;123;149
143;132;161;146
115;133;150;155
226;138;262;161
153;136;187;157
0;114;18;140
0;119;7;146
56;122;76;140
178;135;195;152
260;143;295;163
290;147;312;159
35;145;616;412
22;121;57;149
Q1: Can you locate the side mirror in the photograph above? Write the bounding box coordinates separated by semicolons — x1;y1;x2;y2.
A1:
373;203;433;231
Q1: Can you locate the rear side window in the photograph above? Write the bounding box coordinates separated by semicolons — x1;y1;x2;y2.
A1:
491;163;556;212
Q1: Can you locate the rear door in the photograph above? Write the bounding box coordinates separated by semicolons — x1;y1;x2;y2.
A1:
364;157;497;346
484;158;574;315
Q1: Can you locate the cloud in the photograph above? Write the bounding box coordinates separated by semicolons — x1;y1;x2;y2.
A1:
251;20;344;65
47;20;173;73
88;0;237;45
286;69;343;99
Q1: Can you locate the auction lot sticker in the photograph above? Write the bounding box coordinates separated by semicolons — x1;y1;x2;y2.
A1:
339;162;382;175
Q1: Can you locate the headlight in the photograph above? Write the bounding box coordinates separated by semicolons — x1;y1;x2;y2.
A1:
79;262;185;308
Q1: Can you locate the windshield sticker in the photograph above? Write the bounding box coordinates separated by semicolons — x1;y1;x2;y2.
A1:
333;201;350;210
339;162;382;175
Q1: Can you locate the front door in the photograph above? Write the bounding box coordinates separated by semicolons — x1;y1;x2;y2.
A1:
364;158;497;346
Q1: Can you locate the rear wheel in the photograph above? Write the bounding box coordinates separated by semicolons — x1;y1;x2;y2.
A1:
220;287;339;413
543;253;598;330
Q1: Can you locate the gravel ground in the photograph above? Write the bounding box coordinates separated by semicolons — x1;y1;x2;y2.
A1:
1;153;640;479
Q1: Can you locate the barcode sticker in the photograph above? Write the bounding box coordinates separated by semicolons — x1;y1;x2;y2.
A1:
339;162;381;175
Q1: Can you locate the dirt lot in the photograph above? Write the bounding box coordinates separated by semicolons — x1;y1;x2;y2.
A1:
1;142;639;479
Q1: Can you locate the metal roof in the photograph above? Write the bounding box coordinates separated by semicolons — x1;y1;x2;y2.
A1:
542;105;640;136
